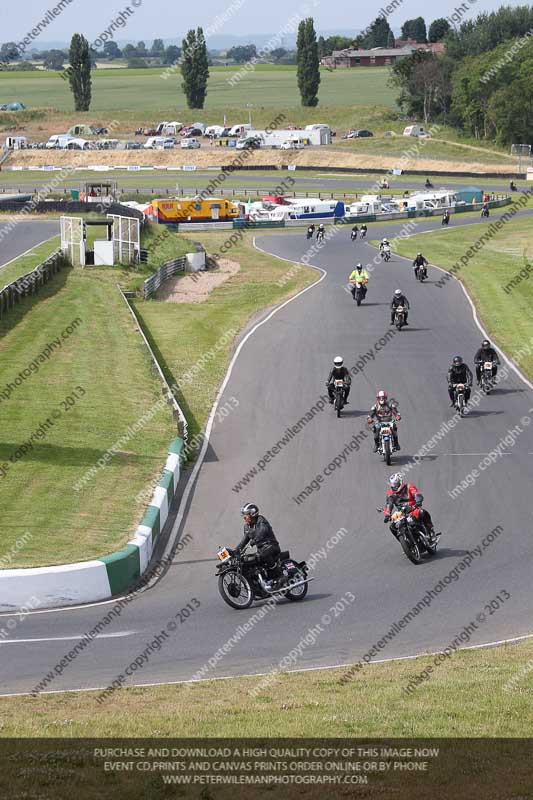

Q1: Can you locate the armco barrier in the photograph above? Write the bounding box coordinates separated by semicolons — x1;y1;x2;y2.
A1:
0;438;184;611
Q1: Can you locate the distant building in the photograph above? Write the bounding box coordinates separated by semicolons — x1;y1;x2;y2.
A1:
322;41;446;69
321;47;415;68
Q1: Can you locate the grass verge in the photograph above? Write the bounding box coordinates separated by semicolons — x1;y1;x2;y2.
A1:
0;235;60;287
2;639;531;736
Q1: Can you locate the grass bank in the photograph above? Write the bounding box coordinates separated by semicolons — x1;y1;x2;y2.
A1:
2;638;531;736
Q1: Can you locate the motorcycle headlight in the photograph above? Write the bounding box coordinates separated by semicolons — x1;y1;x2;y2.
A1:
407;516;414;524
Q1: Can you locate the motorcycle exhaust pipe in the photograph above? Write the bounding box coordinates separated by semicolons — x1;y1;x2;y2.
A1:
265;577;314;595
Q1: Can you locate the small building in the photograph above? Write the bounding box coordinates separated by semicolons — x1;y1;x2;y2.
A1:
322;47;415;68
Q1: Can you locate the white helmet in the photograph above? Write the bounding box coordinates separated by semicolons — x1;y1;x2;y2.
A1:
333;356;344;368
394;289;402;297
389;473;403;491
382;238;389;244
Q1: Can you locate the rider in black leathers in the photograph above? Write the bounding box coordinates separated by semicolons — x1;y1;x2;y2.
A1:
234;503;281;584
413;252;428;280
447;356;473;406
474;339;500;384
390;289;410;325
326;356;351;404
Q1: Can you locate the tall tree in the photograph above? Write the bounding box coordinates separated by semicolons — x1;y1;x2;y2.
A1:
151;38;165;57
412;17;427;43
297;18;320;107
44;49;66;70
428;18;451;43
68;34;92;111
163;45;181;65
181;28;209;109
363;16;394;48
387;30;396;49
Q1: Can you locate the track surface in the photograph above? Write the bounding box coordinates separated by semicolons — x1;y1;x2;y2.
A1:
2;212;533;697
0;221;59;272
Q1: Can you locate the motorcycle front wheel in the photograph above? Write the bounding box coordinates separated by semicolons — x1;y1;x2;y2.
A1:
218;571;253;609
399;533;422;564
383;439;391;465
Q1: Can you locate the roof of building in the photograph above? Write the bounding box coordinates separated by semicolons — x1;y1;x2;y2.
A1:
331;47;415;58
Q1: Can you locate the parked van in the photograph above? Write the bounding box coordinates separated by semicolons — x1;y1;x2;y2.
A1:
228;123;251;137
144;136;167;149
403;125;426;137
205;125;226;138
181;138;200;149
236;136;261;150
46;134;73;149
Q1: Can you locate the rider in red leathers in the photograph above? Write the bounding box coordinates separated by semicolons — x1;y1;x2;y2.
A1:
383;474;438;543
368;390;401;453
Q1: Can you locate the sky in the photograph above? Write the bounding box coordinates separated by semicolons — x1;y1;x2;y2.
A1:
1;0;525;47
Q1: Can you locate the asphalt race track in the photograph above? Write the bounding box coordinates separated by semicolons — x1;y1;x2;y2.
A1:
0;221;59;273
2;210;533;697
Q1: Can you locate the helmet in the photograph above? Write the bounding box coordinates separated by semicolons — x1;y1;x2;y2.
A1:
482;339;490;349
417;252;422;257
394;289;402;297
452;355;463;366
356;263;363;271
382;238;389;244
377;389;388;405
333;356;344;368
241;503;259;518
389;473;403;491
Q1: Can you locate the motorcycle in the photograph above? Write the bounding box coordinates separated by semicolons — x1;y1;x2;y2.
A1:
333;378;346;417
360;228;367;239
376;420;396;465
452;382;468;416
479;361;494;394
216;545;312;609
317;230;325;243
394;305;406;330
378;503;440;565
442;214;450;226
381;246;391;262
352;281;367;307
306;229;313;240
425;181;434;189
416;264;428;282
351;230;358;241
481;207;490;218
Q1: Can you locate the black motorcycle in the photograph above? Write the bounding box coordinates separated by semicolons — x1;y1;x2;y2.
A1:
306;229;314;240
360;228;367;239
351;282;367;307
351;230;358;241
478;360;495;394
481;207;490;218
451;382;469;416
332;378;347;417
379;502;440;565
416;264;428;282
442;214;450;226
216;545;311;609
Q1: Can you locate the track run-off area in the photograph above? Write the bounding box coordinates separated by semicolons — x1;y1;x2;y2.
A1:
1;209;533;698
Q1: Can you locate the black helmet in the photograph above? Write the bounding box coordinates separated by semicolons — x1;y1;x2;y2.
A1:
356;263;363;271
453;355;463;366
482;339;490;349
241;503;259;518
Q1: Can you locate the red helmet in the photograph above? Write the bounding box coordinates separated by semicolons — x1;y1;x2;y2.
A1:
377;390;388;405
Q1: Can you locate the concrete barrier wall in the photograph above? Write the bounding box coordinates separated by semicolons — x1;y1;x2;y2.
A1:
0;438;184;611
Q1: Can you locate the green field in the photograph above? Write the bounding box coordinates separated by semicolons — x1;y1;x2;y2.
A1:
0;227;314;566
392;214;533;378
0;65;397;113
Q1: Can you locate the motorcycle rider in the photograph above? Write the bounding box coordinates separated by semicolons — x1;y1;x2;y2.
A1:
351;224;359;240
442;209;450;225
307;224;315;239
379;237;390;254
234;503;281;589
383;474;438;544
413;252;428;280
360;224;368;239
447;355;473;406
326;356;351;405
390;288;409;325
368;390;401;453
425;178;433;189
510;180;517;192
474;339;500;384
481;202;489;218
317;223;325;241
348;263;369;300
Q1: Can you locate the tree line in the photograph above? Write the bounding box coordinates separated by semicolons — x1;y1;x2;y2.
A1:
391;5;533;145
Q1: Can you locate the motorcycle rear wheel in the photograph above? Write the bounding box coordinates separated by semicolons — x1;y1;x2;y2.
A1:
218;571;253;609
286;568;309;602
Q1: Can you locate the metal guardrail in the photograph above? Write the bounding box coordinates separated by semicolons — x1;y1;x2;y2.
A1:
0;250;65;320
142;256;188;299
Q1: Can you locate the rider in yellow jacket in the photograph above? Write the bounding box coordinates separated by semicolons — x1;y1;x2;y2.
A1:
349;263;369;300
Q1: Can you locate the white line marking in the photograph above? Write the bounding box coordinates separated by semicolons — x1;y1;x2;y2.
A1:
0;631;134;645
1;630;531;698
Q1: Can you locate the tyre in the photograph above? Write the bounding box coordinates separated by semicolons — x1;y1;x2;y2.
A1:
399;534;422;564
356;294;362;307
285;568;309;602
218;571;253;609
396;317;403;330
458;394;465;416
383;439;391;465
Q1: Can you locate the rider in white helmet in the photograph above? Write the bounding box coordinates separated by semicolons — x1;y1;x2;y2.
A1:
326;356;351;405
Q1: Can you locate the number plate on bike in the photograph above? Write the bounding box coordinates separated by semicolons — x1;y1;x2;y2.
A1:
217;548;231;562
